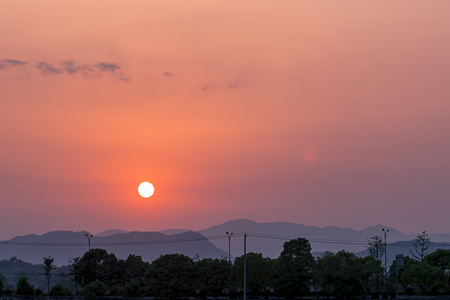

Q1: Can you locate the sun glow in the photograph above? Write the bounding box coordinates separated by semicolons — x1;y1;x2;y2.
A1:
138;182;155;198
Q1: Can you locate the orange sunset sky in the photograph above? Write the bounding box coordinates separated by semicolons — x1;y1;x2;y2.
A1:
1;1;450;240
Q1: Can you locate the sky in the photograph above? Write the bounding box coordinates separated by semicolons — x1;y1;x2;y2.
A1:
1;1;450;240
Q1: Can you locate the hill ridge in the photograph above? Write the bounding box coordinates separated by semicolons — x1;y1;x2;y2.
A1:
3;219;450;265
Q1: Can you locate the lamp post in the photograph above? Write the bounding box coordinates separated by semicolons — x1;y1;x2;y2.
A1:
85;233;93;251
244;233;247;300
226;232;233;262
382;228;389;286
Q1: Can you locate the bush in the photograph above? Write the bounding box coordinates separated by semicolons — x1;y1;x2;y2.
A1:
50;284;71;296
82;279;107;297
123;278;142;297
16;277;34;295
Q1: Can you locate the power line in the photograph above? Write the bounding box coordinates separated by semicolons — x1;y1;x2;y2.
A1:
245;232;450;247
0;234;228;247
0;232;448;248
246;233;368;245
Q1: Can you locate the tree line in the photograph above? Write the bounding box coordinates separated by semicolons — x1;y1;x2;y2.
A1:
1;232;450;299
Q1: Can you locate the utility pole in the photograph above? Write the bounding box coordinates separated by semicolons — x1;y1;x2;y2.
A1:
226;232;233;262
382;228;389;287
244;233;247;300
85;233;93;251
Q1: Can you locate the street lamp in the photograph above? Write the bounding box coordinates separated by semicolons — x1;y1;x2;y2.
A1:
85;233;94;251
226;232;233;262
382;228;389;286
244;233;247;300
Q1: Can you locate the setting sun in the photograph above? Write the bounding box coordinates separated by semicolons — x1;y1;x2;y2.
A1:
138;182;155;198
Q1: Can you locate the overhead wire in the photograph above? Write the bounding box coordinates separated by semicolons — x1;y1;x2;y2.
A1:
0;232;449;248
1;232;450;279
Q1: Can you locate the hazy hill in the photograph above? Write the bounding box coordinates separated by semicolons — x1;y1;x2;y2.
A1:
197;219;414;258
0;257;72;292
0;230;228;266
355;240;450;264
428;233;450;243
3;219;450;266
160;228;191;235
198;219;450;260
95;229;130;237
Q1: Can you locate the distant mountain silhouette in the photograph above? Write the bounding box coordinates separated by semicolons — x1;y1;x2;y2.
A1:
95;229;130;237
428;232;450;242
197;219;415;258
355;240;450;264
160;228;191;235
0;230;228;266
3;219;450;266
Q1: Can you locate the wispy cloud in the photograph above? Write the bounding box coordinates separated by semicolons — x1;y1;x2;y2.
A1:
1;58;130;81
4;59;27;66
95;62;121;73
0;59;27;70
198;84;210;91
62;61;93;75
163;71;174;76
227;80;240;89
95;62;130;81
36;62;63;74
116;74;130;81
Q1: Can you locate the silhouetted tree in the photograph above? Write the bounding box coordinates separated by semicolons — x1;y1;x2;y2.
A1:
367;235;385;290
401;262;444;294
145;253;196;299
196;258;231;298
361;255;383;293
82;279;107;297
70;248;120;294
50;284;71;296
122;278;143;297
43;256;56;294
231;252;275;297
410;231;431;262
69;257;81;294
119;254;149;285
0;274;13;295
314;251;366;299
274;238;314;298
388;255;416;292
16;276;34;295
425;249;450;271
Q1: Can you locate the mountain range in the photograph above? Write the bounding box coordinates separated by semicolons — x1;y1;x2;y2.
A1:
0;230;228;266
2;219;450;266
